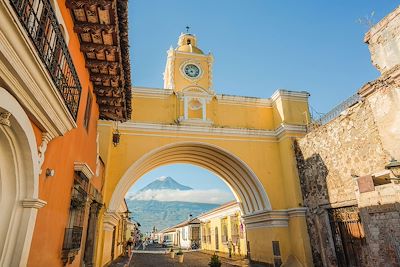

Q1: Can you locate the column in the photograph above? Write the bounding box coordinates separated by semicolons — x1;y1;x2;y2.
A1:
202;98;206;121
184;96;188;120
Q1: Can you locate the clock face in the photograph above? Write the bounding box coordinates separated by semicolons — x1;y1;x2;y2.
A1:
184;64;200;78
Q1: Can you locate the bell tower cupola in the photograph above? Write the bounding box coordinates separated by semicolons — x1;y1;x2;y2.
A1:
163;31;214;125
163;32;214;94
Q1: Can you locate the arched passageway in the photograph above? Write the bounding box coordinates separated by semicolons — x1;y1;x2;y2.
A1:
0;87;45;266
108;142;271;216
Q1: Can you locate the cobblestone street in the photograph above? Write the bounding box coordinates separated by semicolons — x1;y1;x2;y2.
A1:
130;252;245;267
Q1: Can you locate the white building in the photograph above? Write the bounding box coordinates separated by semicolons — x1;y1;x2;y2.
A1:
159;217;201;249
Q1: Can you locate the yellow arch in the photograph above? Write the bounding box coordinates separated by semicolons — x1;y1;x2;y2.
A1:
108;141;271;215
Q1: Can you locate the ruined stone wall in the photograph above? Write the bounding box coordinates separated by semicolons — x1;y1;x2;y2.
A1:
295;83;400;266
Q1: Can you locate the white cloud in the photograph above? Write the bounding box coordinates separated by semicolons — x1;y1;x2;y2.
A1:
126;189;234;204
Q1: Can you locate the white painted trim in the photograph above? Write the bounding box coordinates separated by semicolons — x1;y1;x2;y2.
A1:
174;50;210;58
216;94;272;107
98;122;306;139
242;208;307;229
74;162;95;180
0;1;77;137
132;87;174;98
21;199;47;209
197;203;241;221
271;89;310;103
0;87;43;267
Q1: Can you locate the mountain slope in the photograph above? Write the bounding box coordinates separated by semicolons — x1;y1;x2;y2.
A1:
127;200;218;234
138;176;192;191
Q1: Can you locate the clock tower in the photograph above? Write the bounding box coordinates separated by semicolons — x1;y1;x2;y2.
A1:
163;32;214;124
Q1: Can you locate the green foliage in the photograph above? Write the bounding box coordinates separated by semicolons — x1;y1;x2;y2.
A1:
209;254;221;267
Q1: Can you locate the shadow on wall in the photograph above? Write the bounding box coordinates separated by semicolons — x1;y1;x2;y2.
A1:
294;140;332;267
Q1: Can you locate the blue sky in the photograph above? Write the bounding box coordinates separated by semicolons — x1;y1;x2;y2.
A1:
130;1;398;114
126;2;398;201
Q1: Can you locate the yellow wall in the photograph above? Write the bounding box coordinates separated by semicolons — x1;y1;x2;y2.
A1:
96;33;313;266
201;216;247;256
131;92;307;131
96;92;312;265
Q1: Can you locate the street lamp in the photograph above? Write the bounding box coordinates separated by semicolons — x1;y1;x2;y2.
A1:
385;158;400;179
112;122;120;147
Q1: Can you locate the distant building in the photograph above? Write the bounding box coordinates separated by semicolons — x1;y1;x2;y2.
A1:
159;216;201;249
198;201;247;256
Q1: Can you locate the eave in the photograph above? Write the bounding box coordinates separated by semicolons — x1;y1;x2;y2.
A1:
67;0;132;121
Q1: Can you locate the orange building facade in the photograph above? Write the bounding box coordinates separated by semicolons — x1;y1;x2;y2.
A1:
0;0;131;266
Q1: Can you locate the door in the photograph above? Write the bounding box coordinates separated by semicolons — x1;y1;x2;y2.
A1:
328;206;366;267
215;227;219;250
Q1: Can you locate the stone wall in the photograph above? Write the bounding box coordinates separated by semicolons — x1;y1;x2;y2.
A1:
295;68;400;266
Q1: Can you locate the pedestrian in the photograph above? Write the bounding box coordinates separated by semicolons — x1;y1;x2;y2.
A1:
228;239;233;258
126;238;133;257
142;239;147;250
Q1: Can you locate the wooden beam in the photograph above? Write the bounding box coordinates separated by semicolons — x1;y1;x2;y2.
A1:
66;0;114;10
90;73;120;81
80;43;118;53
86;60;119;69
74;22;115;34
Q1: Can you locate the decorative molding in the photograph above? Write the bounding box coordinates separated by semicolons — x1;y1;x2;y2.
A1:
243;207;308;229
174;50;210;58
0;111;11;126
271;89;310;103
178;117;213;127
275;124;307;139
179;60;204;82
132;87;174;99
107;122;306;139
208;54;214;92
242;210;289;229
74;162;95;179
287;207;308;218
38;132;52;174
103;211;120;231
216;94;271;107
21;198;47;209
197;202;241;221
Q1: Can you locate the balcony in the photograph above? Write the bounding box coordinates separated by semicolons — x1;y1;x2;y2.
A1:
10;0;81;120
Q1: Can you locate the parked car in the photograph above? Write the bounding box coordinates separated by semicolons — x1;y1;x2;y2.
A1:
162;240;173;248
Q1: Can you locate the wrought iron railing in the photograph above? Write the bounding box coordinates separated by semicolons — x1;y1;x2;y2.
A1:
62;226;83;250
10;0;81;120
313;93;361;126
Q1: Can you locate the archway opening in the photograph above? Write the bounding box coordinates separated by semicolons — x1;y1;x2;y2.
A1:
125;163;237;235
109;142;271;216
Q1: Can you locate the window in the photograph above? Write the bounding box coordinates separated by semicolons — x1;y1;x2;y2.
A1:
221;217;228;243
182;228;187;240
83;91;92;130
201;224;207;243
230;215;240;243
272;241;282;267
62;171;89;263
206;223;211;244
